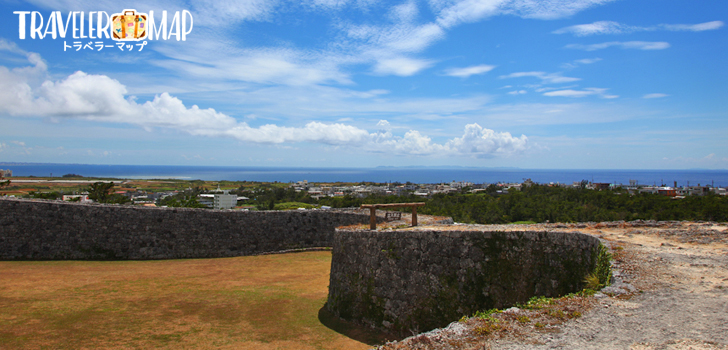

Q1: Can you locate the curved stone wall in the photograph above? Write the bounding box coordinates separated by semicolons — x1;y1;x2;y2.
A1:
0;198;371;260
326;229;600;335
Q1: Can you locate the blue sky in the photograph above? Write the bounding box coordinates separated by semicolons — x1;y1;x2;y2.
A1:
0;0;726;169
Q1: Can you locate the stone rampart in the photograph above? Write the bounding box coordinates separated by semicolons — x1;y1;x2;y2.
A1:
326;229;600;335
0;198;371;260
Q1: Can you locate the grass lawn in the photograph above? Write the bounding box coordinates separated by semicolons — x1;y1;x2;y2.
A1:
0;252;388;349
274;202;319;210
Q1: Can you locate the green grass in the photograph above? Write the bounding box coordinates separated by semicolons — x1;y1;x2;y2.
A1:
508;220;538;225
0;252;377;350
274;202;319;210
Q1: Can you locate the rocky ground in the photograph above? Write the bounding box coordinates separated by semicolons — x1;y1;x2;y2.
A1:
375;221;728;350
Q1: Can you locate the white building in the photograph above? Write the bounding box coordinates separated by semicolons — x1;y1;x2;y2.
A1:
199;187;238;210
213;192;237;209
62;194;91;202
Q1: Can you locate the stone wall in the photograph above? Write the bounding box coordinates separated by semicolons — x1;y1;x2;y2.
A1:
0;198;371;260
326;229;600;335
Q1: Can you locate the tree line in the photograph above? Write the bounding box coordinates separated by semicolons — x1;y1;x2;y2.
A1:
320;184;727;223
421;185;727;223
20;181;728;223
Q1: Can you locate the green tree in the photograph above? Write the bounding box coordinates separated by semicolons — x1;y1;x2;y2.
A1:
0;174;9;189
165;196;207;208
88;182;114;202
29;191;61;200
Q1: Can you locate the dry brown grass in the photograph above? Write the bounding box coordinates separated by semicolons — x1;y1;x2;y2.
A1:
0;252;376;350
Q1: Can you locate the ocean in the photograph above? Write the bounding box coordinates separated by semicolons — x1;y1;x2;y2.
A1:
2;163;727;187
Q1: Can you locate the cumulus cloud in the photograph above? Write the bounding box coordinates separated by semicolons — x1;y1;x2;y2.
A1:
376;119;392;132
554;20;724;36
499;71;580;84
0;54;527;159
543;87;618;99
368;123;528;157
444;64;496;78
565;41;670;51
445;123;528;158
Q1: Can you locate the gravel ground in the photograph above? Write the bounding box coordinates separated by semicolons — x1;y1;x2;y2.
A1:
376;221;728;350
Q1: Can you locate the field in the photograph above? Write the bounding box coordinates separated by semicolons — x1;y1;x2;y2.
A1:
0;252;388;349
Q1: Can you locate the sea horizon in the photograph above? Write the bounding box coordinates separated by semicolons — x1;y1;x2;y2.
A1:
2;162;727;187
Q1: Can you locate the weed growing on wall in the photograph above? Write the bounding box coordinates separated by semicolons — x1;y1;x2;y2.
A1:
584;243;612;290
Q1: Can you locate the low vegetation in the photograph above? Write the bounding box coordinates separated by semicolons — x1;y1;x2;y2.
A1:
461;243;613;343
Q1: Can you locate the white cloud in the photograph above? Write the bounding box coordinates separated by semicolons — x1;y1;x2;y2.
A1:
390;1;419;23
565;41;670;51
445;123;528;158
152;41;352;86
0;38;28;55
643;93;668;99
190;84;492;122
502;0;618;20
223;121;370;145
508;90;527;95
561;57;602;69
315;0;617;78
22;0;274;27
372;56;434;76
370;123;529;157
304;0;350;9
661;21;724;32
554;20;725;36
434;0;505;28
543;87;617;98
22;1;620;83
190;0;279;26
433;0;616;28
444;64;496;78
340;3;445;77
574;58;602;65
553;21;633;36
348;22;446;54
0;54;527;159
499;71;580;84
542;89;593;98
